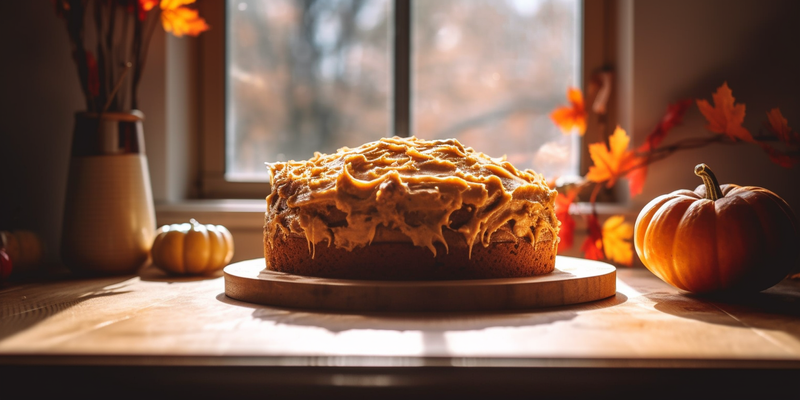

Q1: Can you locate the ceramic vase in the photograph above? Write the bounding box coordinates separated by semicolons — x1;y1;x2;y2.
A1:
60;110;156;275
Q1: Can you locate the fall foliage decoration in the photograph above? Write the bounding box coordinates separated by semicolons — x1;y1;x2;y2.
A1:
584;126;640;189
633;164;799;293
551;81;799;267
54;0;208;113
696;82;755;143
550;87;588;136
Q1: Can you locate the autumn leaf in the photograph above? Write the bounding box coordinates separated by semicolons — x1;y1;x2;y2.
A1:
580;213;604;261
137;0;209;37
162;6;208;37
639;99;693;153
626;99;693;197
696;82;755;143
140;0;159;11
160;0;196;9
766;108;799;146
760;143;798;168
585;126;640;188
550;87;587;136
601;215;633;266
555;189;578;251
625;167;647;198
85;51;100;97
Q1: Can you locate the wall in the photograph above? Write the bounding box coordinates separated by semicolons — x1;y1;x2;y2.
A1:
1;0;798;266
628;0;800;214
0;1;200;264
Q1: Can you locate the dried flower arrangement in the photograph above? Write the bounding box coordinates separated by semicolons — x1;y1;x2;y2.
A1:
54;0;208;113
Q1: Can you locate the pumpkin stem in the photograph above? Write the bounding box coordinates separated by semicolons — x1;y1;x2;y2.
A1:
694;163;723;201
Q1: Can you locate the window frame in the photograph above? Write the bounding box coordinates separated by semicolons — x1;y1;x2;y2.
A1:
196;0;618;199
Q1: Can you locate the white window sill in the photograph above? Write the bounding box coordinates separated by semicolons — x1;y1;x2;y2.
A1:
155;199;266;230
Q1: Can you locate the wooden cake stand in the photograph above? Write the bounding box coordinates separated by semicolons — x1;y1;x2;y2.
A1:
223;256;616;312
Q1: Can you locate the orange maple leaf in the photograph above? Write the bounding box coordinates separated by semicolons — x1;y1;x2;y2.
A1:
585;126;641;188
158;0;209;37
550;87;587;136
601;215;633;266
696;82;755;143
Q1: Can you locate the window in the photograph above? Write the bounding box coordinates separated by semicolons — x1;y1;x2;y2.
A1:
200;0;609;198
227;0;393;180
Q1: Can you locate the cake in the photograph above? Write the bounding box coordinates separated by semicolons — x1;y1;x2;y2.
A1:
263;136;560;280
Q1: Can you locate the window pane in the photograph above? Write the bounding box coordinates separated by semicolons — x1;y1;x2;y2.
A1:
412;0;581;178
226;0;392;180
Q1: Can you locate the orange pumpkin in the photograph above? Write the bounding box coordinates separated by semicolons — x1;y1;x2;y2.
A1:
634;164;799;293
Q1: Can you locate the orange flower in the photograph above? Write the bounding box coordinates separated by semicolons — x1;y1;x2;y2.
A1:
696;82;755;143
159;0;209;37
550;87;587;136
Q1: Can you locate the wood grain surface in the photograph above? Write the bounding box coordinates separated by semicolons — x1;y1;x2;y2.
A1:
2;265;800;364
224;256;616;311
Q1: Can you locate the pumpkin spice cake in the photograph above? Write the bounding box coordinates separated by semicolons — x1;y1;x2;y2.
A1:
263;136;560;280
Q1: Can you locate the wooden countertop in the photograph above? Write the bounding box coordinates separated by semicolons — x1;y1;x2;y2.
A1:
2;262;800;398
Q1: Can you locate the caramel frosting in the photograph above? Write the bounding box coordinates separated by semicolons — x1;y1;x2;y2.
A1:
265;136;560;258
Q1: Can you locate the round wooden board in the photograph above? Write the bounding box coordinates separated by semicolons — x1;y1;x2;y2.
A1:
224;256;616;312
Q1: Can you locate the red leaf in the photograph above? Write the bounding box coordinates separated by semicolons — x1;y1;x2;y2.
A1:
626;100;692;198
580;213;604;260
766;108;799;146
0;249;12;281
638;99;693;153
581;237;604;261
85;51;100;97
555;189;577;251
761;143;798;168
626;164;647;197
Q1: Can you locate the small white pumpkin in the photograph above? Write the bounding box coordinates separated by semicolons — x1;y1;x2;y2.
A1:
151;219;234;275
